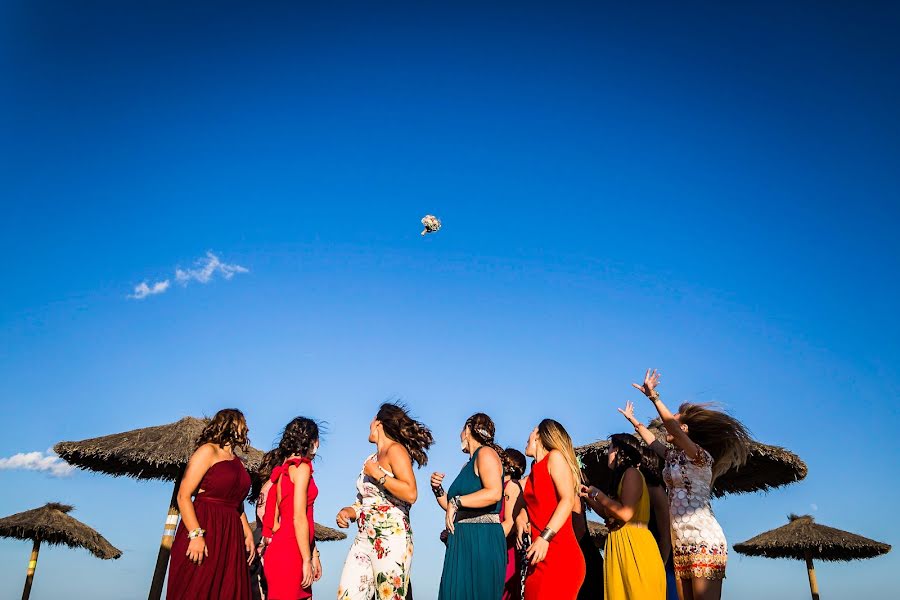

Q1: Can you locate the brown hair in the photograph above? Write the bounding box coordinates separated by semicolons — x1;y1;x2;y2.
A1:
464;413;509;472
678;403;751;481
377;402;433;468
537;419;583;494
503;447;527;480
196;408;249;452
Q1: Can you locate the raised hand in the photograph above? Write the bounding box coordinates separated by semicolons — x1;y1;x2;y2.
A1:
631;368;660;398
430;472;445;490
617;401;640;426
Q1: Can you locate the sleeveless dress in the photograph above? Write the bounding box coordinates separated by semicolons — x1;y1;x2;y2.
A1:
604;470;666;600
337;453;414;600
168;457;252;600
502;480;525;600
664;446;727;580
522;454;585;600
438;447;507;600
263;457;318;599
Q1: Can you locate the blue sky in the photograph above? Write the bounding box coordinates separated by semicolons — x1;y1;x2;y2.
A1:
1;1;898;598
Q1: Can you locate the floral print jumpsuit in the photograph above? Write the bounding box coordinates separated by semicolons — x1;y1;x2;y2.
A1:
337;454;413;600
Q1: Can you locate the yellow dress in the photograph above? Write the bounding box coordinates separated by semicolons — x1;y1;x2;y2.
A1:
603;470;666;600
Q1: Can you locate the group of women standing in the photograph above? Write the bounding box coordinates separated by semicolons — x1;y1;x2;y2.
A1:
165;369;751;600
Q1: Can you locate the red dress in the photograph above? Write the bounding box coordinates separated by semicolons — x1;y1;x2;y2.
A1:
263;457;318;600
168;457;252;600
523;455;586;600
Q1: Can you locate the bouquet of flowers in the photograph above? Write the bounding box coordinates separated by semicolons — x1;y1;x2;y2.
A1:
421;214;441;236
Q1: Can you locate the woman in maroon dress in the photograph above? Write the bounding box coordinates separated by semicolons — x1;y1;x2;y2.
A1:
261;417;321;599
519;419;586;600
168;409;256;600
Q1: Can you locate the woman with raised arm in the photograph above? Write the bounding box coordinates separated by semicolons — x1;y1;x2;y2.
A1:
432;413;507;600
335;403;433;600
261;417;321;600
581;433;666;599
520;419;585;600
620;369;751;600
168;409;256;600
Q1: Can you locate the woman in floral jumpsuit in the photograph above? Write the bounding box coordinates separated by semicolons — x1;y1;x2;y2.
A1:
336;403;433;600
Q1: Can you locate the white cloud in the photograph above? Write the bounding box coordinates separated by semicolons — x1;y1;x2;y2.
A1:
175;251;249;285
128;279;171;300
0;450;74;477
128;251;248;299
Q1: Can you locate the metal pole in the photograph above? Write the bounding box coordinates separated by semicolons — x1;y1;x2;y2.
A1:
21;538;40;600
148;476;182;600
805;551;820;600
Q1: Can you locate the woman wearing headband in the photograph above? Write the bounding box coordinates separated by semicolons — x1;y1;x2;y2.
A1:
431;413;507;600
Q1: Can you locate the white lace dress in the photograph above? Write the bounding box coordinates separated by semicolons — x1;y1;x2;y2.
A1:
663;446;727;580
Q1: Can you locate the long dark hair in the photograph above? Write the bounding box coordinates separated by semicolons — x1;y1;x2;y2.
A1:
503;447;527;480
196;409;249;452
607;433;644;498
251;417;320;503
377;402;433;468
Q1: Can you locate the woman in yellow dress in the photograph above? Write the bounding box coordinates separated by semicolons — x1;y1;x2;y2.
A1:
581;433;666;600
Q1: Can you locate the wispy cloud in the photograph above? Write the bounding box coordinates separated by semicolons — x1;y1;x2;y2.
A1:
128;251;248;300
810;503;818;512
129;279;171;299
0;450;74;477
175;251;249;285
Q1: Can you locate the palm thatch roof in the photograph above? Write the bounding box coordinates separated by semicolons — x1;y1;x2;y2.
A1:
733;514;891;562
0;503;121;559
54;416;264;482
248;520;347;542
587;520;608;541
576;421;807;497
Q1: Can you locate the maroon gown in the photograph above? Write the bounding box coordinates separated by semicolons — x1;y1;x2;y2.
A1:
168;457;252;600
263;457;318;599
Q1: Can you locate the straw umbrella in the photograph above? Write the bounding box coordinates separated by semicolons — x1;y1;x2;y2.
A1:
0;502;121;600
576;421;807;497
54;416;263;600
733;514;891;600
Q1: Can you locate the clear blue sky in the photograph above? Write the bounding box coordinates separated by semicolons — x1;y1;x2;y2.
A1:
1;1;898;598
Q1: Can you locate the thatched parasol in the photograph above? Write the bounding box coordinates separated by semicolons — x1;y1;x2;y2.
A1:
733;514;891;600
249;520;347;542
587;519;609;548
54;416;264;600
0;502;121;600
576;420;807;497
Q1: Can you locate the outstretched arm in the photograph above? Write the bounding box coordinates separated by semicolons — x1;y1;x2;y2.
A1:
617;401;666;458
633;368;699;460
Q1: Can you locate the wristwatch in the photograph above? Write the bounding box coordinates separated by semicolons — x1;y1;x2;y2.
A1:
378;474;387;486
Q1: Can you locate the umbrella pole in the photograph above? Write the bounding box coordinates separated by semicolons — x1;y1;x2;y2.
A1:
804;551;820;600
21;538;40;600
148;477;182;600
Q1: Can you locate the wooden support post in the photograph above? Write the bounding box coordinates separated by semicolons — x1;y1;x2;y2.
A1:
148;476;182;600
805;551;820;600
21;538;40;600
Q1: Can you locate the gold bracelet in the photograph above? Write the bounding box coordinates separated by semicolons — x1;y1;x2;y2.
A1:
648;390;661;402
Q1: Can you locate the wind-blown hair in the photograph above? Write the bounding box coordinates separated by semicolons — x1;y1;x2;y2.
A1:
465;412;509;472
377;402;433;468
196;409;249;452
251;416;321;502
678;402;751;481
537;419;583;494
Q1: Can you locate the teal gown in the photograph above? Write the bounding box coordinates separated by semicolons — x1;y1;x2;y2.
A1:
438;447;507;600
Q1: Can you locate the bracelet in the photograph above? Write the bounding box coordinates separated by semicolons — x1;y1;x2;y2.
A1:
648;390;661;403
450;495;462;510
539;527;556;542
589;488;600;500
188;527;205;539
432;485;446;498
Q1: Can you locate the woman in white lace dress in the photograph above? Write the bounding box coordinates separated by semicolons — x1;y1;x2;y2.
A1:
619;369;750;600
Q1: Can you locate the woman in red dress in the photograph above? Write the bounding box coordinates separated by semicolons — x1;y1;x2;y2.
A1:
168;409;256;600
261;417;321;599
519;419;586;600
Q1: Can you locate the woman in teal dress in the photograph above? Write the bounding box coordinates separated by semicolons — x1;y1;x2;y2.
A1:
431;413;507;600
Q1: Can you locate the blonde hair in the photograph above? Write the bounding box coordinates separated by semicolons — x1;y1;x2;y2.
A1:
678;403;751;482
537;419;583;494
